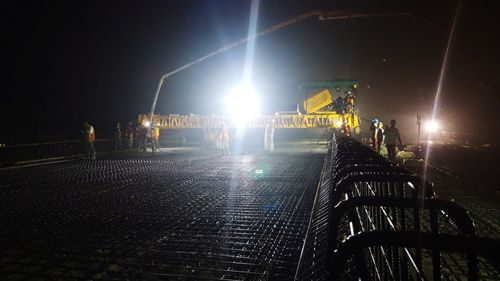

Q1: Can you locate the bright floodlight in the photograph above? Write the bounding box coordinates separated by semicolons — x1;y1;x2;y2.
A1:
144;121;151;128
424;120;439;133
225;84;260;125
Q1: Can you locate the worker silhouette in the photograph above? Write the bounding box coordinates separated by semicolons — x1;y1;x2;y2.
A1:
374;121;384;153
264;120;275;153
115;122;122;151
343;91;355;113
369;118;379;149
138;125;147;151
82;121;96;159
150;125;160;152
333;96;345;114
125;122;135;149
384;119;403;162
219;122;230;155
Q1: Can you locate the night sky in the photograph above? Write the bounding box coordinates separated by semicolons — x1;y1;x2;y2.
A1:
2;0;500;142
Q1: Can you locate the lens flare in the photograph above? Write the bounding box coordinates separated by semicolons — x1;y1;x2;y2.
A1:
424;121;440;133
225;84;261;126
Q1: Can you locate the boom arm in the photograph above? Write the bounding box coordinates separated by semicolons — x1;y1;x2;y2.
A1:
148;10;412;123
149;10;324;123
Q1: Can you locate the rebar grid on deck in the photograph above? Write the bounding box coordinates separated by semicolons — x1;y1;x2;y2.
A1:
0;154;322;280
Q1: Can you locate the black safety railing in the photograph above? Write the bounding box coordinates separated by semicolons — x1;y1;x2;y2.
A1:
328;197;480;280
330;231;500;281
0;136;191;167
296;134;500;280
0;138;115;166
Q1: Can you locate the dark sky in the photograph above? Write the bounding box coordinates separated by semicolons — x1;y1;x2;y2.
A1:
2;0;500;141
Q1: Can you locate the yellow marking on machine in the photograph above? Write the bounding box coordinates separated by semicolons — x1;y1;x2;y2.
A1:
303;89;333;114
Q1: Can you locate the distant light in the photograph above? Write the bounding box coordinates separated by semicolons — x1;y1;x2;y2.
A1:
144;121;151;128
424;120;440;133
225;83;260;126
335;120;343;128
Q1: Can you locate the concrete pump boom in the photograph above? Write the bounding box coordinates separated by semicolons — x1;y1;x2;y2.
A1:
147;10;412;124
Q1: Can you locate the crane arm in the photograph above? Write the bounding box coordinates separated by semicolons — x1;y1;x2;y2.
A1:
148;10;413;122
148;10;325;122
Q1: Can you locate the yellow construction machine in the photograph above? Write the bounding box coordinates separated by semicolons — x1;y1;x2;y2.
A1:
138;80;361;135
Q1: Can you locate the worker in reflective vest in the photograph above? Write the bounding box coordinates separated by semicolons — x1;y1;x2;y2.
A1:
344;91;355;113
150;126;160;152
82;121;96;159
220;122;230;155
342;120;352;137
264;120;275;153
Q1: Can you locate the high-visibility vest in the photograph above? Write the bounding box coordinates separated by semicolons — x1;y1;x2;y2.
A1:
345;95;355;105
343;124;351;137
88;126;95;142
151;128;159;140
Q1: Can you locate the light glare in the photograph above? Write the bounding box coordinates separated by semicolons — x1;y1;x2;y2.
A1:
225;84;260;125
424;120;439;133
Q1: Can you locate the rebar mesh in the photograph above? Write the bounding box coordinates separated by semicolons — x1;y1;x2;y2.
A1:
0;153;323;280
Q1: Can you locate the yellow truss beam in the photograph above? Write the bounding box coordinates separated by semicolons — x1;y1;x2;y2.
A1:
139;113;360;129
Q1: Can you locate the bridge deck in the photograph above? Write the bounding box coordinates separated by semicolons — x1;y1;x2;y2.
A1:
0;149;324;280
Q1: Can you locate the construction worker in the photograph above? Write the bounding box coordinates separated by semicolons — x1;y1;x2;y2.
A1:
264;120;275;153
150;125;160;152
138;125;147;151
203;128;218;150
333;96;345;114
125;122;135;149
115;122;122;151
82;121;96;159
220;122;230;155
374;121;384;153
344;91;355;113
384;119;403;162
342;120;352;137
369;118;379;149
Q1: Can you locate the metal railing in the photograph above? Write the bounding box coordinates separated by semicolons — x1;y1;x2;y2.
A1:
0;136;193;167
296;134;500;280
328;197;479;280
0;138;115;166
330;231;500;281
